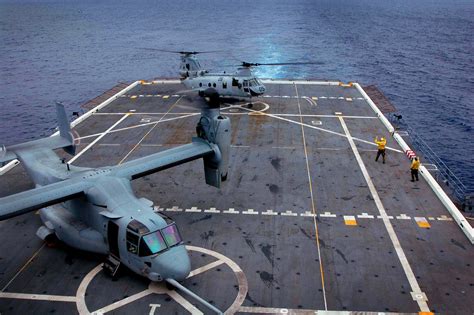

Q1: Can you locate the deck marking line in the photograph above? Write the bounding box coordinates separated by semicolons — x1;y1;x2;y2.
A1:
437;215;453;221
377;215;394;219
320;212;337;218
415;217;431;228
162;95;169;99
185;207;201;213
68;114;130;164
239;106;402;153
166;206;182;212
281;210;298;217
294;83;328;310
357;213;374;219
428;217;435;221
0;292;77;302
344;215;358;226
223;208;239;214
187;260;225;278
338;116;430;312
346;97;353;102
397;214;411;220
167;286;204;314
118;96;183;164
262;209;278;216
204;207;220;213
1;243;46;292
301;211;316;217
243;209;258;215
92;290;153;314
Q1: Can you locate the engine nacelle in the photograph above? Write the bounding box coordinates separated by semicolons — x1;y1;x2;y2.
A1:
197;104;231;188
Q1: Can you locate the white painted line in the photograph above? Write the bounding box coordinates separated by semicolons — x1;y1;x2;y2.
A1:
397;214;411;220
204;207;220;213
437;215;453;221
172;94;180;97
243;209;258;215
68;113;130;164
187;260;225;278
166;206;182;212
223;208;239;214
167;288;204;315
377;215;394;219
338;96;345;100
346;97;353;102
312;96;318;101
262;209;278;216
185;207;202;213
428;217;435;221
281;210;297;217
153;206;164;212
320;212;337;218
231;145;251;148
301;211;316;217
0;292;77;303
357;213;374;219
338;115;430;312
92;290;153;314
320;96;327;99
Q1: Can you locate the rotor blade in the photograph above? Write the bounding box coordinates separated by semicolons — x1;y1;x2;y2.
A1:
235;61;322;67
140;48;226;55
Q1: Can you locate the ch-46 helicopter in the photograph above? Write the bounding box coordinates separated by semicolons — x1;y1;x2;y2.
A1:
0;96;230;314
145;49;315;101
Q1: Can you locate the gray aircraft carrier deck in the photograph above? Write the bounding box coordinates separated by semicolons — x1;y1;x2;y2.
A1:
0;80;473;315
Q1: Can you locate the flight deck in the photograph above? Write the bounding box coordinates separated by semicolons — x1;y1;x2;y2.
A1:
0;80;473;314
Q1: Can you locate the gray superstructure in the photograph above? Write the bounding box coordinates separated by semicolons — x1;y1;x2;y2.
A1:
0;80;473;314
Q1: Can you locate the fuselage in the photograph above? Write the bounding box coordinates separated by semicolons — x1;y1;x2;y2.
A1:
27;151;190;282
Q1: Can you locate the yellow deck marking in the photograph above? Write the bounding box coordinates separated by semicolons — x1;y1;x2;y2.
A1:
130;95;137;99
162;95;169;99
312;96;318;100
415;217;431;228
344;215;358;226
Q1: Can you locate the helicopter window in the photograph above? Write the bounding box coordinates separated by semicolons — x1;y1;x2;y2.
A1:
199;82;202;87
161;224;182;247
140;231;167;256
208;83;211;87
243;80;249;87
232;78;239;86
186;64;190;70
213;83;216;88
126;230;139;254
249;79;258;87
127;220;150;234
222;82;227;89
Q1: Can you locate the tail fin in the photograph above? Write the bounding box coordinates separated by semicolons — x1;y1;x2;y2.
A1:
56;102;75;155
0;103;76;165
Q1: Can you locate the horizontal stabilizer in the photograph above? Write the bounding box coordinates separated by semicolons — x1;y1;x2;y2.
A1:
0;179;93;221
0;103;75;165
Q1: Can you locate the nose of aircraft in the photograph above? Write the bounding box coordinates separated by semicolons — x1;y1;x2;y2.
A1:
149;245;191;281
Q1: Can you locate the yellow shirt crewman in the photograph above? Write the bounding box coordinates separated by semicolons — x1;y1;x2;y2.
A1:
374;137;387;164
410;157;420;182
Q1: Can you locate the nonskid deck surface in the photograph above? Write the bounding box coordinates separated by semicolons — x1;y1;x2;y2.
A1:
0;81;472;314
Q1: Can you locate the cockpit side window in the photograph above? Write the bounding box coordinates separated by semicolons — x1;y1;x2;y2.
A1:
126;230;139;254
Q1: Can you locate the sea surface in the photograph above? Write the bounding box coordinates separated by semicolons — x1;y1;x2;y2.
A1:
0;0;473;190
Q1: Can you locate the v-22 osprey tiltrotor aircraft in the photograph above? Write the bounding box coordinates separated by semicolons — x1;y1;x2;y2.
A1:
0;101;230;312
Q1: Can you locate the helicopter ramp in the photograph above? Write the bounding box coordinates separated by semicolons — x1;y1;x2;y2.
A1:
0;80;473;315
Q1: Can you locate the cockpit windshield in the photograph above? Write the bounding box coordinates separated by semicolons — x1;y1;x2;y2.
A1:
138;223;183;257
249;79;259;87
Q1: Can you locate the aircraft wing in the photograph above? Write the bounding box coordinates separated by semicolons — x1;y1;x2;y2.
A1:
114;138;215;180
0;179;92;221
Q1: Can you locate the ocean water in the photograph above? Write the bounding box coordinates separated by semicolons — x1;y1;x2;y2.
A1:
0;0;473;189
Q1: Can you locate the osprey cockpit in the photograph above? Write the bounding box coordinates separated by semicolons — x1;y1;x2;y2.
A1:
125;218;190;281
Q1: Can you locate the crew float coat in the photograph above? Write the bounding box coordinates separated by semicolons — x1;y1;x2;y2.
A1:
375;138;386;150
